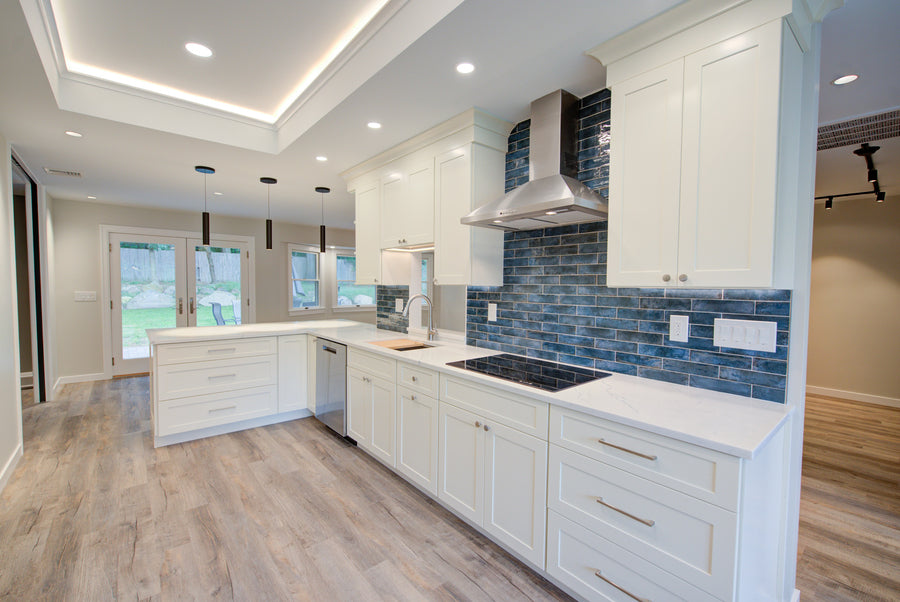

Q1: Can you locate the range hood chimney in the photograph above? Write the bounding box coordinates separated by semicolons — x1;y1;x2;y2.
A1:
461;89;608;231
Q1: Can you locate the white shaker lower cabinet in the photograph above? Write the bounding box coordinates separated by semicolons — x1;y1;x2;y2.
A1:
438;376;549;569
277;334;307;413
396;385;439;496
347;349;398;467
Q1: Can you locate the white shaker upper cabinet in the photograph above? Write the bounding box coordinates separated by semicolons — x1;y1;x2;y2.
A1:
354;182;381;285
607;20;801;289
380;159;435;249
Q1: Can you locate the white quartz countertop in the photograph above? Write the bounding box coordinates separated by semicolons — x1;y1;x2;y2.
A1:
148;320;791;458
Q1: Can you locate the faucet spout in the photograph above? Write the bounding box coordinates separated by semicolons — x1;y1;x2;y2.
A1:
402;293;437;341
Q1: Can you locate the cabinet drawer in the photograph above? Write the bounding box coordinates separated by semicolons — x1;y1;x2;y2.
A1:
156;337;276;365
549;445;737;600
348;348;396;379
397;362;438;397
440;375;548;439
547;511;719;602
157;385;277;436
156;355;277;401
550;406;740;510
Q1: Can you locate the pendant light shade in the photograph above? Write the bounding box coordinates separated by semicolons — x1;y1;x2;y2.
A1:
316;186;330;253
195;165;215;245
260;177;277;250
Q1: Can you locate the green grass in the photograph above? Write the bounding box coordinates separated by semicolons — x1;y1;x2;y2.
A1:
121;305;237;347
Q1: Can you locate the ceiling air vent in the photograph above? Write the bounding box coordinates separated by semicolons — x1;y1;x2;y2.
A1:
818;109;900;151
43;167;82;177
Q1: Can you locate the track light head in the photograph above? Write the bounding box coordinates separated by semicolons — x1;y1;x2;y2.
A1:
825;196;833;210
876;191;885;203
867;169;878;183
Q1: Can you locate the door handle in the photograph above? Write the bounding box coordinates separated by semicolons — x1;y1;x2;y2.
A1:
189;297;195;314
178;297;183;314
322;346;337;354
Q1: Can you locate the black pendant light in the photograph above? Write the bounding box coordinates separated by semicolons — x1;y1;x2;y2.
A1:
260;177;277;249
316;186;330;252
195;165;215;245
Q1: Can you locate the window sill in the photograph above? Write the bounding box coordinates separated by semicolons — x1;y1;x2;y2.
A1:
332;305;376;312
288;307;325;316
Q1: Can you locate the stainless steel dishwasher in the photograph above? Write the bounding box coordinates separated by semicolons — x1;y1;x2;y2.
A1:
313;338;347;437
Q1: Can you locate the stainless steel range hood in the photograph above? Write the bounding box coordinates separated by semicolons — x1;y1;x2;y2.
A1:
461;89;608;231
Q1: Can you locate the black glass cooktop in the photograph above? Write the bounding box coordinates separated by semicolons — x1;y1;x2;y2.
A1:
447;353;611;393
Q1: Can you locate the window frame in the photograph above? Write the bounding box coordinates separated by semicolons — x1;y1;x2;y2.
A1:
287;244;323;315
332;249;376;311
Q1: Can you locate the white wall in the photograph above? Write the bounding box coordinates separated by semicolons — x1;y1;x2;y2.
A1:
0;132;25;492
807;195;900;404
50;197;374;383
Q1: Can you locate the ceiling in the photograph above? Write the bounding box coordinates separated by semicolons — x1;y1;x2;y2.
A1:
1;0;897;229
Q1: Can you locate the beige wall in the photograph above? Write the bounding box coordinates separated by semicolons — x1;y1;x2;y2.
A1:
50;197;374;381
1;133;24;489
13;195;31;373
808;195;900;401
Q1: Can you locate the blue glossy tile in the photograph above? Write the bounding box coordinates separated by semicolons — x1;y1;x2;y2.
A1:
752;385;786;403
578;222;604;233
637;344;690;360
579;306;617;318
618;287;664;297
527;294;559;304
597;317;640;331
594;360;638;376
597;296;640;308
561;274;598;284
753;358;788;375
638;368;690;385
616;353;663;368
561;233;599;245
690;325;715;339
542;342;577;355
561;254;597;265
578;243;605;254
755;302;791;316
594;339;639;353
689;351;752;370
618;308;665;321
690;376;751;397
544;224;580;236
617;331;663;345
578;264;606;275
576;326;616;339
724;289;791;301
541;322;576;335
664;288;723;299
559;295;596;306
639;321;669;334
641;297;691;311
663;359;719;377
559;334;595;348
691;299;755;314
720;367;786;388
525;349;558;362
558;354;596;368
578;347;616;361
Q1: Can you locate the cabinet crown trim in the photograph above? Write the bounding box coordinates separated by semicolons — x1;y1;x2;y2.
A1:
341;108;511;187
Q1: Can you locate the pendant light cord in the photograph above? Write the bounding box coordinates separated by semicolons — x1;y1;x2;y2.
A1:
203;174;208;212
267;187;271;219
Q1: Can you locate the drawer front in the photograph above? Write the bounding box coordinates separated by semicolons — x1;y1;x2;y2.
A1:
156;337;276;365
157;385;277;436
440;375;549;439
549;445;737;600
348;348;397;380
397;362;438;397
547;511;719;602
550;406;740;510
157;355;277;401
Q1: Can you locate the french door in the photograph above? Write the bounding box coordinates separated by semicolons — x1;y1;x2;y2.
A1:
109;232;250;375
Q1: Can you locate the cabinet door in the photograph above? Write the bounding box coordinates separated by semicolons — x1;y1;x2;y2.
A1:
404;162;435;246
438;402;484;524
380;173;405;248
347;367;371;446
433;146;472;285
483;421;548;569
678;23;781;287
354;183;381;284
607;60;683;287
396;388;438;495
277;334;307;413
367;375;397;467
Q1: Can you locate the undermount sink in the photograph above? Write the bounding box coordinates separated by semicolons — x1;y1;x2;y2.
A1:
369;338;434;351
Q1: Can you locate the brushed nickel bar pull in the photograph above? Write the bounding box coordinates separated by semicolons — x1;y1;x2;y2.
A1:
598;438;657;461
208;405;237;413
596;497;655;527
208;373;237;380
207;347;237;353
594;571;650;602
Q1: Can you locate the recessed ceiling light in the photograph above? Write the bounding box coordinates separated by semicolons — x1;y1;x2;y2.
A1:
65;130;82;138
367;121;382;129
213;191;223;196
545;211;557;215
316;156;328;162
185;42;213;58
493;219;503;223
831;74;858;85
456;62;475;74
87;195;96;199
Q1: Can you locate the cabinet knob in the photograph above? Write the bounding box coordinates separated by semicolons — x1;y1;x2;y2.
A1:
483;424;491;432
475;421;482;428
433;278;438;285
410;395;417;401
411;376;418;382
679;273;688;282
661;274;671;282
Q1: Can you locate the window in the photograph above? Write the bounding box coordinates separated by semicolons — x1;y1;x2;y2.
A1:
334;253;376;308
289;245;320;310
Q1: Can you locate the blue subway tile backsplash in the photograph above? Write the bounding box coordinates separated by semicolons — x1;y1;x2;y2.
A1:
376;285;409;333
465;88;791;403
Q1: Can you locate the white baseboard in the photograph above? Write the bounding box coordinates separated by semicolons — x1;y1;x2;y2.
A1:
791;588;801;602
806;385;900;409
0;442;23;494
52;372;107;397
20;372;33;388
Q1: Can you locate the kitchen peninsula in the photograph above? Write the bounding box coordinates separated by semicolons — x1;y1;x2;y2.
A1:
149;319;792;601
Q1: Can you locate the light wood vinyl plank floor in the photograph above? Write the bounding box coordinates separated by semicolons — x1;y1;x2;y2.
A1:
797;395;900;602
0;377;569;601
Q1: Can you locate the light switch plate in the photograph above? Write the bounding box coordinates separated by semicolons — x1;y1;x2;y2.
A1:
487;303;498;322
713;318;777;353
669;315;689;342
395;298;404;312
74;291;97;302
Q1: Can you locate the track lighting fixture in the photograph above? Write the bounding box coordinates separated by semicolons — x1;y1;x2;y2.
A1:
195;165;215;245
824;196;833;210
867;169;878;183
260;177;277;250
876;191;885;203
316;187;330;252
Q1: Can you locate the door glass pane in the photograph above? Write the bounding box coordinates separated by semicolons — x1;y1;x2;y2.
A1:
119;242;177;359
195;246;243;326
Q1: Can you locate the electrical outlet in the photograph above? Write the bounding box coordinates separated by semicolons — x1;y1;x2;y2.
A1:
669;314;689;342
395;298;404;312
487;303;498;322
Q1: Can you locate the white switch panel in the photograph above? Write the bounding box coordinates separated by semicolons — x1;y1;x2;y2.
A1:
669;315;689;342
74;291;97;302
487;303;498;322
395;298;404;312
713;318;777;353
